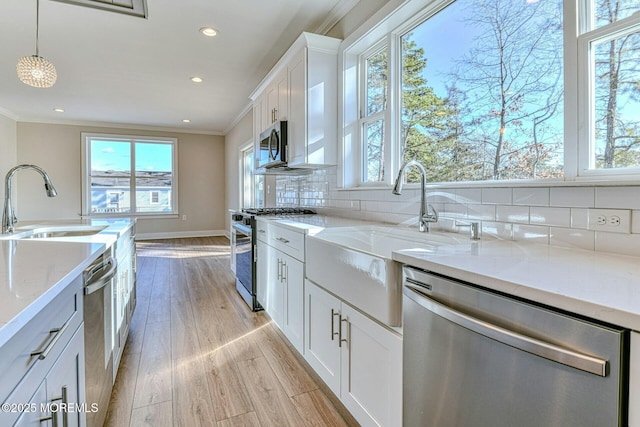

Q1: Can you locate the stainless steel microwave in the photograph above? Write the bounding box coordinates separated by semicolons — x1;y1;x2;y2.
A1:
257;121;287;169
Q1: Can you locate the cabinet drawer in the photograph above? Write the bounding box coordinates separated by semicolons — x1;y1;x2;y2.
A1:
0;276;82;404
255;219;269;243
269;224;304;261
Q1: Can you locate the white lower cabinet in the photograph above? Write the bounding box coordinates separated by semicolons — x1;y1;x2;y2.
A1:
281;251;304;353
256;220;305;354
13;325;86;427
304;279;402;427
257;240;284;328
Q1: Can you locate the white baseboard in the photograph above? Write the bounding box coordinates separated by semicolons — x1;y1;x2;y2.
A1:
136;229;228;241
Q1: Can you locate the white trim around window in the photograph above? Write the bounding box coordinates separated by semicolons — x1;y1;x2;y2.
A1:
338;0;640;189
81;132;179;217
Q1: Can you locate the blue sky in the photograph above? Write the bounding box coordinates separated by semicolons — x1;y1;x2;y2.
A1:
91;140;172;172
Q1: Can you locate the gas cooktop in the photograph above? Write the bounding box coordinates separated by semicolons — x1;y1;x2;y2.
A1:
242;207;317;216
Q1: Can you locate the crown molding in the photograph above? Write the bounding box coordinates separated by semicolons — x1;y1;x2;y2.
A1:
313;0;360;35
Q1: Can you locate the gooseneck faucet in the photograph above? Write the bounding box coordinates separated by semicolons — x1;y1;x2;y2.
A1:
392;159;438;232
2;164;57;234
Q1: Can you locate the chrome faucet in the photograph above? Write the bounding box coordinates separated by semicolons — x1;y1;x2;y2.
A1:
392;159;438;232
2;164;57;234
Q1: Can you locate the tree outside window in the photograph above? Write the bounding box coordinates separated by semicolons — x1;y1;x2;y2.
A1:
399;0;564;183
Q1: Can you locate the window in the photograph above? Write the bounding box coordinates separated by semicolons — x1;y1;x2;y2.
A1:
241;144;264;208
150;191;160;204
342;0;640;186
579;0;640;175
82;134;177;216
361;43;388;183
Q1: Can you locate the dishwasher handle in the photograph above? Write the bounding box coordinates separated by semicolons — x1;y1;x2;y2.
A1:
84;257;117;295
403;283;608;377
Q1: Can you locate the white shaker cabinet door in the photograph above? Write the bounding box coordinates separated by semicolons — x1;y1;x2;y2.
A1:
281;252;304;354
339;303;402;427
304;279;341;395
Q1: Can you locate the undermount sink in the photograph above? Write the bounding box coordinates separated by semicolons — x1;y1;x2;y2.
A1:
306;225;464;326
0;225;108;240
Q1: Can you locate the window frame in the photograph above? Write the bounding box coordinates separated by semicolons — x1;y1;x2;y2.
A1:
577;9;640;178
359;39;391;185
339;0;640;189
81;133;179;217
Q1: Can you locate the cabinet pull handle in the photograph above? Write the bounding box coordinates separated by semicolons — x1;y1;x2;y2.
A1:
274;108;278;121
258;229;266;234
277;258;282;281
282;262;287;283
276;237;290;244
31;320;71;360
331;309;340;341
49;386;68;427
339;316;349;348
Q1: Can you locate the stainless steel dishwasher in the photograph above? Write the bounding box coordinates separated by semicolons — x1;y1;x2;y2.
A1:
83;250;117;427
402;266;629;427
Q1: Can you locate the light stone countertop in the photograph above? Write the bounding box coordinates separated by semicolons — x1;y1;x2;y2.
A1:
257;214;384;233
0;218;136;347
264;214;640;332
0;239;105;347
393;239;640;332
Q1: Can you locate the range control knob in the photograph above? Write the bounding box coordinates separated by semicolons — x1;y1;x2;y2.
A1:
232;214;243;221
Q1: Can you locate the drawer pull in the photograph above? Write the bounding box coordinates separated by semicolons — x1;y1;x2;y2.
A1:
31;320;70;360
276;237;290;244
258;229;266;234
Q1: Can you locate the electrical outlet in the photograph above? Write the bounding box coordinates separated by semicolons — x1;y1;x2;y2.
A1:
587;209;630;233
182;214;187;221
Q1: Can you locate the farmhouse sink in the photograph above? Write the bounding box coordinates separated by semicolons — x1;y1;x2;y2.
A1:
0;225;108;240
306;225;464;326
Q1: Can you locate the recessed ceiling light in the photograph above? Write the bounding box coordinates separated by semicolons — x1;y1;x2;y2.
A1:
54;108;64;113
190;76;203;83
182;119;191;123
200;27;218;37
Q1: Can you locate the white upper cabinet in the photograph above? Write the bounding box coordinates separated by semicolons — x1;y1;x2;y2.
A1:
250;32;341;169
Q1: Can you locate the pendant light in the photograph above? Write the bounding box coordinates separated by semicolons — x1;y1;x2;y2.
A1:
16;0;57;88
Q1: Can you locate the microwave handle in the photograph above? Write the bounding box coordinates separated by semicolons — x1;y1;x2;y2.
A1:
269;128;280;159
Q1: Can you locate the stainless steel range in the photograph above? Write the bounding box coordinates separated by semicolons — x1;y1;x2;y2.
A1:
231;208;316;311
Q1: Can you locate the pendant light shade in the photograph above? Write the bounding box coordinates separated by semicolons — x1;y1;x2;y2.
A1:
17;55;57;88
17;0;57;88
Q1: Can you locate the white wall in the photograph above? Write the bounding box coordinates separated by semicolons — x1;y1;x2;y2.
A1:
0;113;18;204
16;122;226;237
224;111;253;230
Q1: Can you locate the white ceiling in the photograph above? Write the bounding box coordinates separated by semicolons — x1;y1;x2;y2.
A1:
0;0;355;134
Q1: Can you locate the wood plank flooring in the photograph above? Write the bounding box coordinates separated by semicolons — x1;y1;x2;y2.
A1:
104;237;357;427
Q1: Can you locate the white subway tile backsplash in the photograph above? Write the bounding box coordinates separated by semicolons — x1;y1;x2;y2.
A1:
550;187;595;207
455;188;482;204
550;227;595;251
595;232;640;257
428;190;456;204
496;205;530;224
275;167;640;256
596;187;640;209
467;204;496;221
481;222;513;240
570;208;590;229
530;207;571;227
513;225;549;244
444;203;467;217
513;187;549;206
481;188;512;204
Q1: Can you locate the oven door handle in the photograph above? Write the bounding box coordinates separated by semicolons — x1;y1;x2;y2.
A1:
403;283;608;377
232;222;252;236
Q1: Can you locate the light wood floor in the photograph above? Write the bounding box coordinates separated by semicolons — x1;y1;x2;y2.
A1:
103;236;357;427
